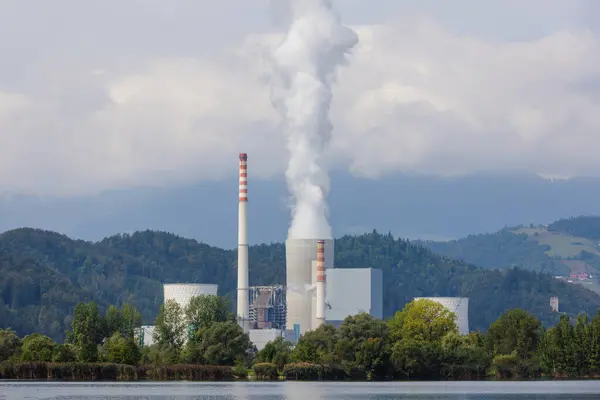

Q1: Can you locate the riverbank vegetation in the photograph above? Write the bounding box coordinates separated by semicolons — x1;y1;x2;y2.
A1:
2;295;600;381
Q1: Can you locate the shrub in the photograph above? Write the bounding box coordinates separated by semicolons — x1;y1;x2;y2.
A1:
140;364;233;381
253;363;278;380
282;362;324;381
232;363;249;379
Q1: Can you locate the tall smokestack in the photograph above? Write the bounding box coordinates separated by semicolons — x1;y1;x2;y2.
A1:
315;239;326;328
237;153;249;331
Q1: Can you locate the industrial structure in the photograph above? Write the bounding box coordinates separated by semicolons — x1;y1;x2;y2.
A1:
550;296;559;312
249;285;287;329
315;240;327;329
237;153;250;332
415;297;470;335
137;325;156;347
285;238;334;336
163;283;218;311
326;268;383;327
137;152;388;350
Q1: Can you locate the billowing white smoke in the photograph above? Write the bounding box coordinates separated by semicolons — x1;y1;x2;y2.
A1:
270;0;358;240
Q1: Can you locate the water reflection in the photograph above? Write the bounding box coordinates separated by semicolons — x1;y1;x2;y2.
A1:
0;381;600;400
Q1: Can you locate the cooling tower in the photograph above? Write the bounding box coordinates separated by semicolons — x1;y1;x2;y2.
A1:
286;238;334;335
163;283;218;311
415;297;470;335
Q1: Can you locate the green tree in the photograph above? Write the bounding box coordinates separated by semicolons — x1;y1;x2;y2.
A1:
195;321;255;366
0;328;22;362
390;339;443;380
256;336;293;371
103;305;123;338
120;303;142;340
153;299;186;353
486;309;542;378
185;295;233;331
487;309;541;360
20;333;56;362
53;343;77;362
101;332;141;365
69;301;104;362
389;299;458;343
291;324;338;364
573;314;590;376
334;312;390;379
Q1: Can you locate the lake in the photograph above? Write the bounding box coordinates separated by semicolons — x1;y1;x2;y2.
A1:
1;381;599;399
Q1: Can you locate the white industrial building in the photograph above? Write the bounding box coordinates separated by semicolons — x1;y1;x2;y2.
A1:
414;297;470;335
137;325;156;347
163;283;218;311
325;268;383;327
248;328;297;351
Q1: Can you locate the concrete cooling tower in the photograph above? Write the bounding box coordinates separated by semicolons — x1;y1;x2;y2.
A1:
163;283;218;311
286;238;334;335
415;297;470;335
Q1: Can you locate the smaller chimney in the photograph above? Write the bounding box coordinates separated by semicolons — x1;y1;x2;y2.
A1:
315;239;326;328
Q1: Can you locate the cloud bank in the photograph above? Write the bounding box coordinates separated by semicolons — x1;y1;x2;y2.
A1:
0;0;598;196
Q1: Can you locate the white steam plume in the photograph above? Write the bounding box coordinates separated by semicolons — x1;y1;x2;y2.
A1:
270;0;358;240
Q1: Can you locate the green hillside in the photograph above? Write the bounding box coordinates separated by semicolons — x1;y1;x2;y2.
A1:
420;216;600;274
1;228;599;342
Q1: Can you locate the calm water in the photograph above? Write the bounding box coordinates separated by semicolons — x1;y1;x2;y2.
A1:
1;381;599;400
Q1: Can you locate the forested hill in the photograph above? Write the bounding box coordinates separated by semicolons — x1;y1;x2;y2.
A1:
418;215;600;276
1;228;599;342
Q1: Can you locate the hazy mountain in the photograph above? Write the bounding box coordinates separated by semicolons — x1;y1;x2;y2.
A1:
2;172;600;248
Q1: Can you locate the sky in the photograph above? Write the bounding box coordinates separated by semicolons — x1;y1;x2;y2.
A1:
1;0;599;197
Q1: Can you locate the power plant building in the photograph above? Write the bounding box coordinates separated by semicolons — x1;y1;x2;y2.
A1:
415;297;470;335
325;268;383;327
285;238;334;335
249;285;286;329
248;328;297;351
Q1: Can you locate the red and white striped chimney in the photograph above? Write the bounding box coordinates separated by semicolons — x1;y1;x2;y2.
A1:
315;239;326;328
237;153;249;330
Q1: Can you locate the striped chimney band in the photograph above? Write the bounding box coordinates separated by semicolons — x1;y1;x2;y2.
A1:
317;239;325;282
239;153;248;202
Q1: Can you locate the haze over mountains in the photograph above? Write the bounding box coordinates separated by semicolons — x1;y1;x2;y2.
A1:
2;172;600;248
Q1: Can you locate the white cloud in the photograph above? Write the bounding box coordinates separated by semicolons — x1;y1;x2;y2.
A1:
0;1;598;196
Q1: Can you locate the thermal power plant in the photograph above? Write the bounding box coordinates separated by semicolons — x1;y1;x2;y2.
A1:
325;268;383;327
237;153;250;331
163;283;218;311
249;285;287;329
415;297;470;335
286;238;334;336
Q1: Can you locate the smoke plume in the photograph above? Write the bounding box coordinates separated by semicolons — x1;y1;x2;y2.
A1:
270;0;358;240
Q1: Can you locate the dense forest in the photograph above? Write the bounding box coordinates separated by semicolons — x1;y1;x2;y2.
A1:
418;229;567;274
1;228;600;342
548;216;600;241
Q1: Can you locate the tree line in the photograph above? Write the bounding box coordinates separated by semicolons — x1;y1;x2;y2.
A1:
2;295;600;381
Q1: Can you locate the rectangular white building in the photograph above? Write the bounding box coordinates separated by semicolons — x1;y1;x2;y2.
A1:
325;268;383;327
249;328;297;351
